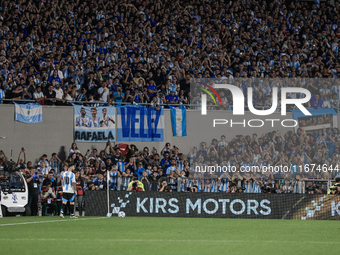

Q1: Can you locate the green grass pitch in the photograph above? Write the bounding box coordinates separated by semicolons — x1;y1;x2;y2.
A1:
0;216;338;255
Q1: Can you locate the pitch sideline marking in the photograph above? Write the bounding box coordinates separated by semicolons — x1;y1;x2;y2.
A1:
0;217;106;227
0;238;338;244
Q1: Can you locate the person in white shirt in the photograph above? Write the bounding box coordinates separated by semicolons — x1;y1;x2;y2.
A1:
97;81;110;103
33;86;44;102
50;63;64;80
54;83;64;105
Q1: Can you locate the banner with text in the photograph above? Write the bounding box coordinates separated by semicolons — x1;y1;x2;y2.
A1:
116;105;164;142
87;191;340;220
74;105;115;142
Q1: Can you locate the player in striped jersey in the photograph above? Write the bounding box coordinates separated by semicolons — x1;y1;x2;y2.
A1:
60;164;77;218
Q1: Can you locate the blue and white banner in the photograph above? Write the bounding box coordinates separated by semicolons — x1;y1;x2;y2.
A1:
117;105;164;142
291;108;337;133
74;105;115;142
170;105;187;137
15;103;43;124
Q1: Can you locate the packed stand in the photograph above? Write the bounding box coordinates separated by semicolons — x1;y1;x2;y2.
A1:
0;0;340;108
2;125;340;216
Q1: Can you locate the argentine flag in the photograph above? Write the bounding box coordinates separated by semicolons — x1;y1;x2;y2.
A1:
170;105;187;137
15;103;43;124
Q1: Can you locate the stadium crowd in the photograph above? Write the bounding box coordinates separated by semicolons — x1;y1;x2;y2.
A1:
2;124;340;216
1;0;340;109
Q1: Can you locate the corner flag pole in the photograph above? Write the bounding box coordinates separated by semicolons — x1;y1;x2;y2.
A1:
106;169;111;217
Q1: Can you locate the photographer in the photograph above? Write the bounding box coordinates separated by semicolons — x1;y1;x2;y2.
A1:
261;183;276;193
329;184;340;195
158;178;172;192
327;177;340;194
227;183;239;193
41;181;57;216
189;185;198;192
127;177;144;191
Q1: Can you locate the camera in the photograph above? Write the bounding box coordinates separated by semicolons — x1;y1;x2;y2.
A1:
261;186;275;193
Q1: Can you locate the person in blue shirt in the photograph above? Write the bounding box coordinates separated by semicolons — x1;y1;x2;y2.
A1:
112;86;125;104
310;94;323;109
48;70;62;85
166;90;179;104
147;79;157;99
135;162;145;177
98;41;108;55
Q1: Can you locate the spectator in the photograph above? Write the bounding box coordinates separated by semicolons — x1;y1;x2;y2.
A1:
75;171;85;217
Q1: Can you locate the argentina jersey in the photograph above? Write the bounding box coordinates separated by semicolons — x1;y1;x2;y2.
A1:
37;166;49;180
76;116;89;127
178;180;186;192
244;180;253;193
186;179;194;189
219;178;229;192
122;176;131;190
62;171;76;193
211;180;219;192
166;166;177;175
169;176;176;184
203;182;212;192
117;161;125;173
177;160;185;172
293;181;303;194
332;85;340;99
252;181;262;193
196;179;203;192
88;117;101;127
109;171;118;190
99;116;110;127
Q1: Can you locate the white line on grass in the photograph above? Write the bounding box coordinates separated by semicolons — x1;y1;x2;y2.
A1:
0;217;106;227
0;239;338;244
